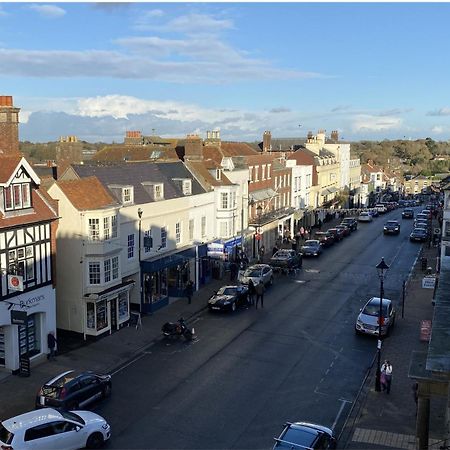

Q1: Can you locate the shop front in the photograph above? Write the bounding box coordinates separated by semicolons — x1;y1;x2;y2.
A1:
0;284;56;373
141;247;196;313
84;280;134;338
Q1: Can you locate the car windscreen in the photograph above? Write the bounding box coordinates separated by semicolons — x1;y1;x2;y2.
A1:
60;410;86;425
244;269;261;277
362;303;389;316
41;385;63;398
0;423;13;445
220;288;237;296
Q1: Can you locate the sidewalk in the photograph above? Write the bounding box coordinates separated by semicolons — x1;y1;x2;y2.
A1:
340;238;443;449
0;277;225;420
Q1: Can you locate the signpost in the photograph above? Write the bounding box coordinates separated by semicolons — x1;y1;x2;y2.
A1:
422;276;436;289
11;310;30;377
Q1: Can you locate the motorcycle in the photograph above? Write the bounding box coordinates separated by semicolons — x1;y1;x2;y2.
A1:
161;317;193;341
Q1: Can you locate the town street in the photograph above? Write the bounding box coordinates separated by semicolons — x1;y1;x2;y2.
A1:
90;208;422;449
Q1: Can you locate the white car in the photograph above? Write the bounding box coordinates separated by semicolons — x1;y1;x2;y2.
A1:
238;264;273;287
358;211;373;222
0;408;111;450
375;204;387;214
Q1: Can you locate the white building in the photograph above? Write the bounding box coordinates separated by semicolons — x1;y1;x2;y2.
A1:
441;176;450;265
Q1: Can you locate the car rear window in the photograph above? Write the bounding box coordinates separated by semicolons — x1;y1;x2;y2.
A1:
281;427;315;448
42;385;63;398
245;269;261;277
0;423;14;445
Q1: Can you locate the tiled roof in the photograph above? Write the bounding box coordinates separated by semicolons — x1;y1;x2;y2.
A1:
220;142;258;156
69;160;206;203
93;144;179;162
0;188;58;228
185;160;233;188
0;155;22;183
56;176;118;211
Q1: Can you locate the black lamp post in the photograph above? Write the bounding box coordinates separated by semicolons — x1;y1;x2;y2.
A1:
138;208;143;313
375;257;390;392
257;204;263;262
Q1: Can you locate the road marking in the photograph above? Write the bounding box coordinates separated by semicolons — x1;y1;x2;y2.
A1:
332;398;352;430
304;269;320;273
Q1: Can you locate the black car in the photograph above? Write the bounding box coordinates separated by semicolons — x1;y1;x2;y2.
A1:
270;249;303;271
383;220;401;235
208;285;249;312
314;231;335;247
300;240;322;256
341;217;358;231
402;208;414;219
273;422;337;449
36;370;112;410
410;228;428;242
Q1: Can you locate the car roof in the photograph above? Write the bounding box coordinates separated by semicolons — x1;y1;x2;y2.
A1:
304;240;319;244
386;220;399;224
44;370;96;387
248;264;270;269
2;408;64;432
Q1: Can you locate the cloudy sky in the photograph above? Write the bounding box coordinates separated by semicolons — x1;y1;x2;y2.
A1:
2;2;450;143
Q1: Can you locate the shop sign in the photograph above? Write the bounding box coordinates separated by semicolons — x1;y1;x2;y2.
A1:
19;354;31;377
8;275;23;291
207;242;225;259
11;310;27;325
422;276;436;289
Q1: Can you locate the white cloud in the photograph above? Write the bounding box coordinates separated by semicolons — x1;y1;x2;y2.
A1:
431;126;444;133
28;4;66;18
351;115;402;132
427;107;450;116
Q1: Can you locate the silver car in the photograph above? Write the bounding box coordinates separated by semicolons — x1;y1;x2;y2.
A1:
238;264;273;287
355;297;396;336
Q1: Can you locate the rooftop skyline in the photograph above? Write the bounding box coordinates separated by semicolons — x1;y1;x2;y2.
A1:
2;2;450;143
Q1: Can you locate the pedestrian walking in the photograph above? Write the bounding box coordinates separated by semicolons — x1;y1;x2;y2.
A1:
255;281;265;309
247;279;256;305
272;244;279;256
47;331;57;360
185;280;194;304
300;226;305;240
381;360;393;394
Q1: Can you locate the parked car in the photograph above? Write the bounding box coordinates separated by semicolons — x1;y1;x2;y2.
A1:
270;249;303;270
341;217;358;231
358;211;373;222
238;264;273;287
327;227;345;241
368;208;379;217
421;209;432;218
383;220;401;235
300;240;322;256
401;208;414;219
416;213;430;222
375;204;387;214
0;408;111;450
208;285;249;312
314;231;335;247
36;370;112;410
410;228;428;242
273;421;337;450
414;219;430;230
355;297;396;336
335;224;351;237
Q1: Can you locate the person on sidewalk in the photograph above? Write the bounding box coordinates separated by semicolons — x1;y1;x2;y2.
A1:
381;360;393;394
185;280;194;304
247;279;256;305
47;331;57;361
255;281;265;309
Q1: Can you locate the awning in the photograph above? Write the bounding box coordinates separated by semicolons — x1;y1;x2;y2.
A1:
84;279;135;302
250;188;277;202
321;188;331;196
328;186;339;194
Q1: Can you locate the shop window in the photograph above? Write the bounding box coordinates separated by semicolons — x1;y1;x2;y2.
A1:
86;303;95;329
118;292;129;321
96;300;108;331
18;313;41;358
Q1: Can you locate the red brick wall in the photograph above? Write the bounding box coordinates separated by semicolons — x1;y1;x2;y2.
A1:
0;95;20;156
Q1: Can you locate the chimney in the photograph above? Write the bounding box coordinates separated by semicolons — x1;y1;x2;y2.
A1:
331;130;339;141
263;131;272;152
0;95;21;156
205;130;221;147
184;134;203;161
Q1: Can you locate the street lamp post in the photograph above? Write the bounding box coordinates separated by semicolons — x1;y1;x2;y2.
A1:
257;204;263;262
375;257;390;392
138;208;143;313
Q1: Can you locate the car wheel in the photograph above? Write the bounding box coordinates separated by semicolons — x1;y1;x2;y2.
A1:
86;432;105;449
231;302;236;312
102;383;112;398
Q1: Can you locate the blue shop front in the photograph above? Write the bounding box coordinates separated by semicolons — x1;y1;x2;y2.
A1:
140;244;208;313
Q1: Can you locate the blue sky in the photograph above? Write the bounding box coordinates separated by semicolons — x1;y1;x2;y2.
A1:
1;2;450;143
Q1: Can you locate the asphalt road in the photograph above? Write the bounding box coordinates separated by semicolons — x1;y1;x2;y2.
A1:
94;208;423;449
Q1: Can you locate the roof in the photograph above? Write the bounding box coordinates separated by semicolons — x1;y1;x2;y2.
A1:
68;160;206;203
220;142;258;157
185;160;234;189
93;144;179;162
56;177;119;211
0;155;22;183
3;408;64;432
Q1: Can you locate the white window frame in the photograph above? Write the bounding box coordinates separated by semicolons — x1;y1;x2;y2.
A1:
89;218;100;241
221;192;228;209
103;217;110;240
88;262;101;285
261;165;266;180
201;217;206;238
189;219;194;241
176;222;181;244
267;164;271;179
122;187;133;204
127;234;135;259
255;166;259;182
161;226;167;248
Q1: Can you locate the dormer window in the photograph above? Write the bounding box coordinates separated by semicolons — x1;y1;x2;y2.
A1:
182;180;192;195
122;187;133;204
154;183;164;200
3;183;31;211
216;169;222;180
